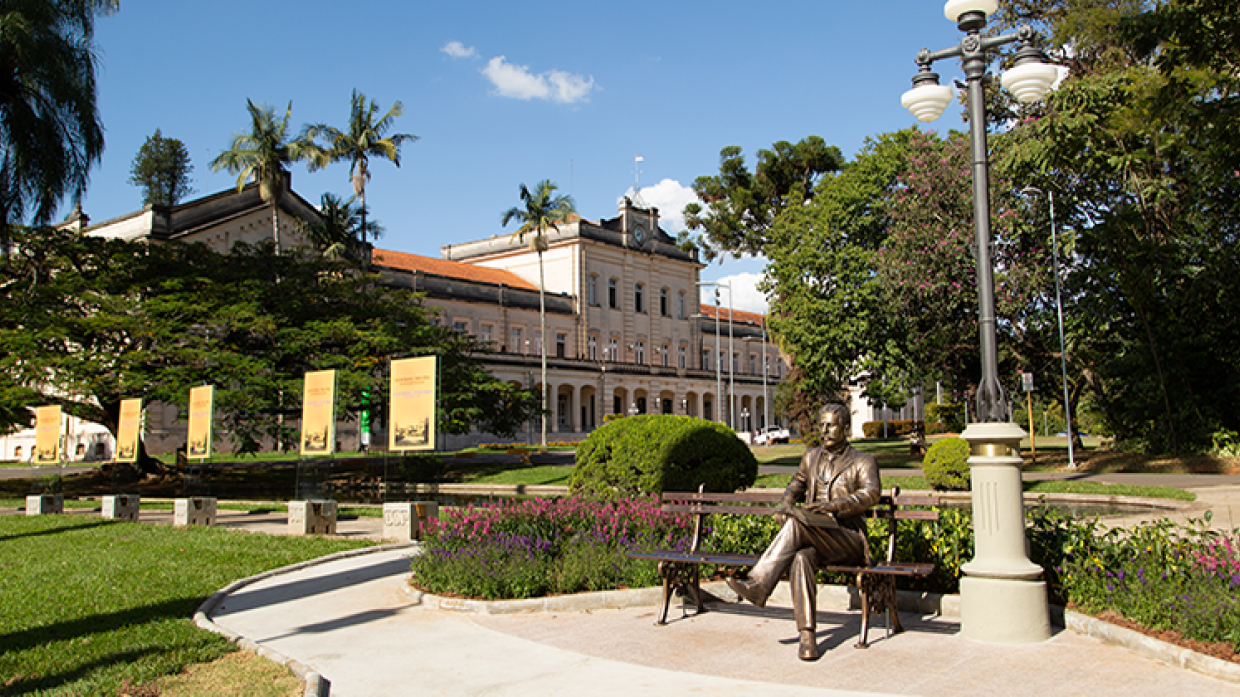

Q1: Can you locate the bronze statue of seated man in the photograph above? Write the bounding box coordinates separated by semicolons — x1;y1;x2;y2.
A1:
727;403;881;660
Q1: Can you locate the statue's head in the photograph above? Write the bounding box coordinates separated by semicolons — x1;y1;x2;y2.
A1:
818;403;850;449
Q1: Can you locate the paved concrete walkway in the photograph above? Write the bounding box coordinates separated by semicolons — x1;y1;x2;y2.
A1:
206;546;1239;697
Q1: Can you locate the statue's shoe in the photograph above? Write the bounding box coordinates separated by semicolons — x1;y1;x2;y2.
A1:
725;576;768;608
799;629;819;660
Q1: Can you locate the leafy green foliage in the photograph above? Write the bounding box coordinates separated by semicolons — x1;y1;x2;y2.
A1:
0;228;540;464
923;438;971;491
997;0;1240;454
860;420;925;439
128;129;194;207
0;515;371;696
927;402;965;432
0;0;113;232
568;415;758;500
684;136;844;259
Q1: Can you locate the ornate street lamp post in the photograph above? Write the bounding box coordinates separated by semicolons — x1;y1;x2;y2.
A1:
903;0;1058;645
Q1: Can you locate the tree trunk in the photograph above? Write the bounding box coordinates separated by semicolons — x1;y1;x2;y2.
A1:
538;247;548;449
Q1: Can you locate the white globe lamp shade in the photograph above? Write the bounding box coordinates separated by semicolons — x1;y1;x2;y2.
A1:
1000;61;1059;102
944;0;998;21
902;83;954;122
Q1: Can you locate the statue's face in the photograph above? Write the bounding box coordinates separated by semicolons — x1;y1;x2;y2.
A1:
820;410;848;450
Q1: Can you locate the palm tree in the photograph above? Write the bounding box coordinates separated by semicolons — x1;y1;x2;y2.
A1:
303;90;417;251
299;192;382;262
501;180;577;449
210;100;314;254
0;0;116;241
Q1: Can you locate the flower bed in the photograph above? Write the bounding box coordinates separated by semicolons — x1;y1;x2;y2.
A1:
410;496;693;599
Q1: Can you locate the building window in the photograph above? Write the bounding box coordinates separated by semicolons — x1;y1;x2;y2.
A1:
533;330;543;355
702;348;710;370
678;291;686;319
661;344;670;367
636;397;647;414
510;328;522;354
587;275;598;306
635;341;645;364
608;278;618;308
481;324;493;345
635;283;645;313
749;355;756;375
556;333;567;358
678;345;687;368
732;352;739;373
661;398;673;414
609;338;619;362
613;395;622;415
659;288;669;317
453;320;469;334
588;336;598;360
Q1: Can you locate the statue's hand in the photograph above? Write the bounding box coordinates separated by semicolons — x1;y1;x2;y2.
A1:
772;501;794;525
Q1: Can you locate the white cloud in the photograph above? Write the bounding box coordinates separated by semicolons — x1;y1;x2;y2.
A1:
442;41;476;59
625;179;697;232
700;272;769;315
482;56;594;104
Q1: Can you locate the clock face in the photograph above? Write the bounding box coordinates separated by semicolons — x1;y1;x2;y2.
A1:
634;226;646;244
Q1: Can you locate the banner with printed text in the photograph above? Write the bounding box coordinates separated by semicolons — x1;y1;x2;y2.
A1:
35;405;61;464
115;398;143;463
300;369;338;457
187;385;214;459
389;356;437;451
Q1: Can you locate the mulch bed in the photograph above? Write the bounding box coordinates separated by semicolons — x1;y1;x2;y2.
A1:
1092;609;1240;664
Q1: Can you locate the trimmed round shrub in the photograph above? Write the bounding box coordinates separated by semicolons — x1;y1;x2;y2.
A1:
923;437;971;490
568;415;757;500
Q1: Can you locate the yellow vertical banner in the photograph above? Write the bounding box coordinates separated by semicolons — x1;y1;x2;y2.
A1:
187;385;214;459
35;405;62;464
300;369;338;457
116;398;143;463
389;356;437;451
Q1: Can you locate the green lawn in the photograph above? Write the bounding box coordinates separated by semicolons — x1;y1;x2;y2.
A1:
0;515;374;696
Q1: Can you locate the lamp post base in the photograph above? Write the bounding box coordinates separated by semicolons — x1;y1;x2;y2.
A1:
960;575;1052;643
959;421;1052;644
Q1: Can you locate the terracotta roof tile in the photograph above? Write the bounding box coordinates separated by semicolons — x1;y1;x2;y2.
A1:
702;304;765;326
372;248;539;291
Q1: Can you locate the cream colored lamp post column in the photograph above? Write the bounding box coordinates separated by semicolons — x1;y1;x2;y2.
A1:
902;0;1058;644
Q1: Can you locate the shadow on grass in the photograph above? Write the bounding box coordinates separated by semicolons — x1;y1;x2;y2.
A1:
0;646;165;697
0;596;205;659
0;518;116;542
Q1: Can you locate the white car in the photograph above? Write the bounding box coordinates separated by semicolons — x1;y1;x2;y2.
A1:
753;426;791;445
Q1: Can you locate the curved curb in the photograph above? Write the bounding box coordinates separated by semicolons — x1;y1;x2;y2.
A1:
1066;610;1240;685
193;541;419;697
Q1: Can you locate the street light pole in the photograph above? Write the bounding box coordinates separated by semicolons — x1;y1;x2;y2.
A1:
696;281;724;424
721;282;735;430
762;313;770;431
902;0;1058;646
1023;187;1076;470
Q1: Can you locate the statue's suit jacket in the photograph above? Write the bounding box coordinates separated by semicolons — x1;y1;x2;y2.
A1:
783;444;882;534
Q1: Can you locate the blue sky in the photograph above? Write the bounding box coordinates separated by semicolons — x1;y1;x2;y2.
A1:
73;0;972;312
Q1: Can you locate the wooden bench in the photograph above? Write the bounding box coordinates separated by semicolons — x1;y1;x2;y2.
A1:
626;486;940;649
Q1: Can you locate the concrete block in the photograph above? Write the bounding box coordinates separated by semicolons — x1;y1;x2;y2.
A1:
383;501;439;541
25;494;63;516
102;494;140;521
289;499;337;535
174;497;216;526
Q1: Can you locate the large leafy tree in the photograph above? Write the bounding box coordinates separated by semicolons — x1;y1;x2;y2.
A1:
210;100;314;254
501;180;576;448
683;136;844;259
997;0;1240;453
128;128;194;207
0;228;539;470
303;90;417;249
0;0;115;240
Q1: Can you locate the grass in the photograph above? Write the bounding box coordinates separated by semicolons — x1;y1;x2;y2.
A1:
460;464;574;486
0;515;375;696
144;650;302;697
